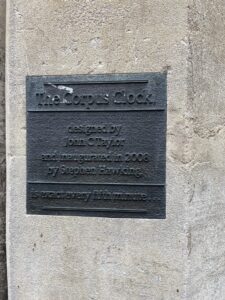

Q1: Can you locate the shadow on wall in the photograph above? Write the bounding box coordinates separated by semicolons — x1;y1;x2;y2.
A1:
0;0;7;299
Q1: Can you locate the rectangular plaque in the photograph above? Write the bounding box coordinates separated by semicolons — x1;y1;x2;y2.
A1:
27;73;167;218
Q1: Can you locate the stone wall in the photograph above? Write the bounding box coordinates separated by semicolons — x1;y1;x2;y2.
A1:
186;1;225;298
6;1;188;299
0;0;6;299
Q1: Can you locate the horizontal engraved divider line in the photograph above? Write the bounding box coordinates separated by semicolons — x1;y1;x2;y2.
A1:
28;181;165;186
41;206;148;213
44;80;148;85
27;108;165;112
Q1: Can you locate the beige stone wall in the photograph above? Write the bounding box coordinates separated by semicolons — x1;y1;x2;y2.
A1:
6;1;188;299
186;1;225;298
0;0;6;299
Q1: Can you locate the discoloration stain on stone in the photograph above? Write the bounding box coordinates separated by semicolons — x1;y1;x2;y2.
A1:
187;230;192;257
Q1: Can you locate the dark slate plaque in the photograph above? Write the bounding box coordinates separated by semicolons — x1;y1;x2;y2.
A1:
27;73;167;218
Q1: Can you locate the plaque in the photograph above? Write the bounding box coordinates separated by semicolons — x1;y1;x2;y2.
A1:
27;73;167;218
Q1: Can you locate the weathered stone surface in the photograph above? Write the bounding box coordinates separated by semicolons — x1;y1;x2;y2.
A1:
186;1;225;299
6;0;225;299
0;0;7;299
